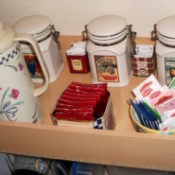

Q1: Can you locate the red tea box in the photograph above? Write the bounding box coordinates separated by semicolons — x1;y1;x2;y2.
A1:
66;54;90;73
66;42;90;73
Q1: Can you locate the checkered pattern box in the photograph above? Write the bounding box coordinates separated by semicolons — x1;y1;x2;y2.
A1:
132;56;155;77
51;93;116;130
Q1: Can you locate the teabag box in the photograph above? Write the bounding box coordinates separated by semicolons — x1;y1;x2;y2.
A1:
51;92;116;130
132;45;155;76
66;42;90;73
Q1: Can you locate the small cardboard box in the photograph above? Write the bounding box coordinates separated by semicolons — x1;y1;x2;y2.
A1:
132;57;155;76
132;45;155;77
51;93;116;130
66;54;90;73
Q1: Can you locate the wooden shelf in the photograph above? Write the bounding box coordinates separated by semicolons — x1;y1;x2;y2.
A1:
1;36;175;171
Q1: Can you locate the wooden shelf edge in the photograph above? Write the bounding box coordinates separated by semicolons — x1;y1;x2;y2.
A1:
0;121;175;171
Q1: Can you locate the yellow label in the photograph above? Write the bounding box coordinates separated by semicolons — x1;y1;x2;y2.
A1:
71;59;83;71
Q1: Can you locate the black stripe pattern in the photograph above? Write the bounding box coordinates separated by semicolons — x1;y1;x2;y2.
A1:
0;45;20;66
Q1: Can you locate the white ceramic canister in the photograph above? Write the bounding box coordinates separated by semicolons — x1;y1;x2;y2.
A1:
0;19;49;123
155;15;175;85
86;15;134;87
13;15;64;83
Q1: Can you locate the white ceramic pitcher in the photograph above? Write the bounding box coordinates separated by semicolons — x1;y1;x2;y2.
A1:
0;19;49;123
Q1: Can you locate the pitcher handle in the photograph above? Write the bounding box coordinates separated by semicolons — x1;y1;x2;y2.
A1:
14;33;49;97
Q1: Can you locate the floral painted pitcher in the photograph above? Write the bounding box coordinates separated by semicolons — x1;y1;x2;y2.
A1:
0;19;49;123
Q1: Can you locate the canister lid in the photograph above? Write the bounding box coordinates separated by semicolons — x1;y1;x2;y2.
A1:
156;15;175;38
87;15;127;37
13;15;50;35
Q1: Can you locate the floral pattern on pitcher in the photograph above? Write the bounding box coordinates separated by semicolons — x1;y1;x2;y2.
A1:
0;87;24;121
4;55;24;73
5;61;24;72
2;44;27;76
